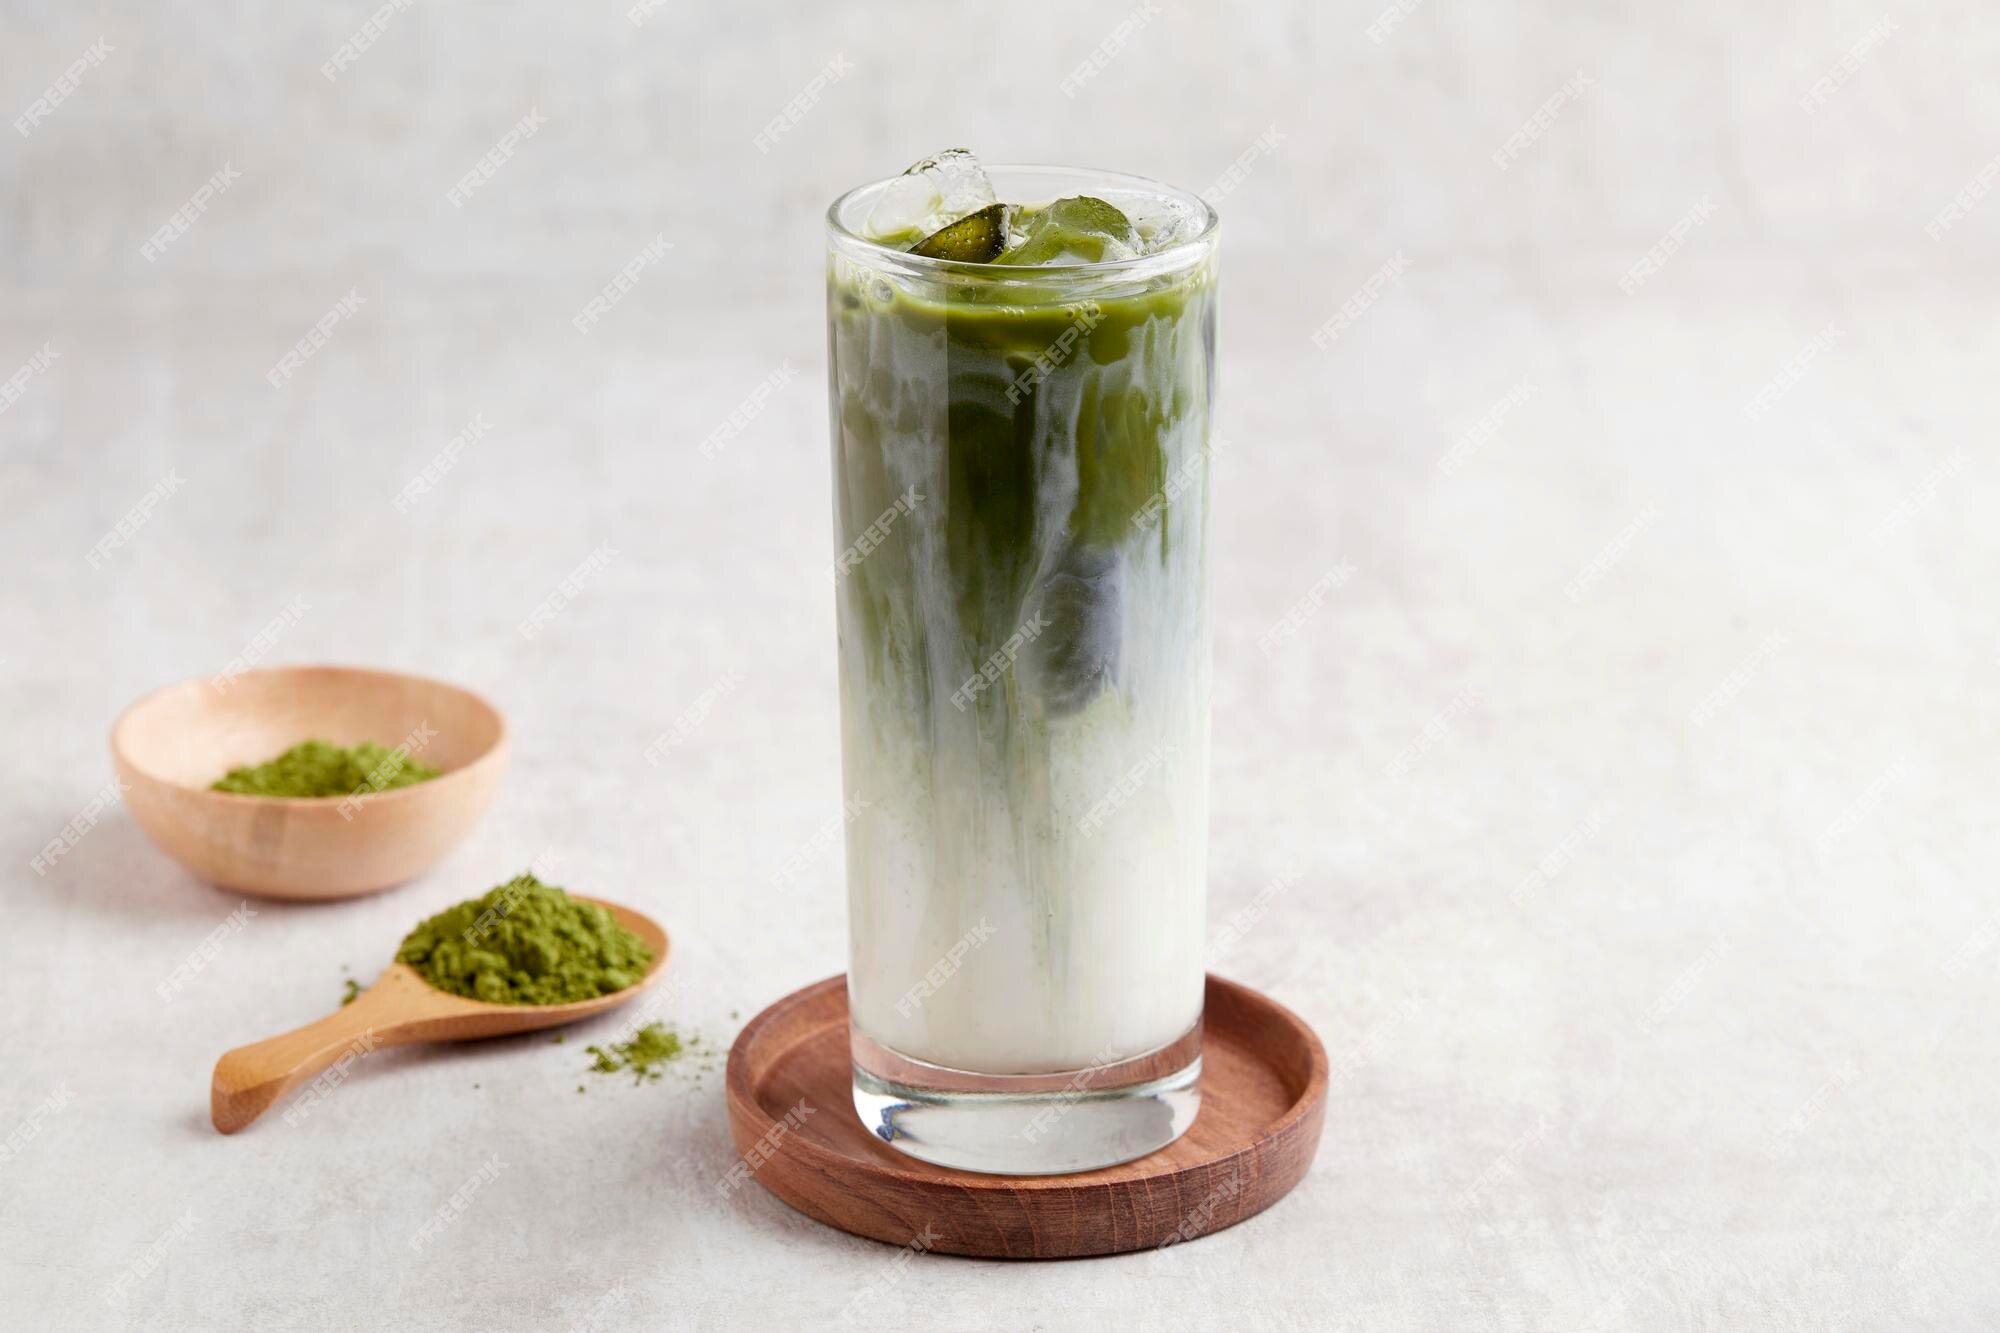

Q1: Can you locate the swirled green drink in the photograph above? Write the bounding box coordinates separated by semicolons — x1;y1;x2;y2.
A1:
828;154;1217;1173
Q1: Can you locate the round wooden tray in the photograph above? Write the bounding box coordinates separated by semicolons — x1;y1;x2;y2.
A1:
723;973;1328;1259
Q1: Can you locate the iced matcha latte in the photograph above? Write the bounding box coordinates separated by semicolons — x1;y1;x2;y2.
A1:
827;152;1217;1173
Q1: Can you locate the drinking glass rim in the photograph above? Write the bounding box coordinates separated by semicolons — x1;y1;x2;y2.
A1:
825;163;1219;279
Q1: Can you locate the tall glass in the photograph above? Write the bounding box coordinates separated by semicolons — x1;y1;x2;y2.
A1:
825;166;1218;1174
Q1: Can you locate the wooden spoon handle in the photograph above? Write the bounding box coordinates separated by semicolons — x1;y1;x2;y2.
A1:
211;981;412;1134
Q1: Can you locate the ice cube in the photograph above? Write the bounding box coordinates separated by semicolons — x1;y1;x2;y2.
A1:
862;149;997;248
910;203;1011;262
1128;195;1207;255
1026;544;1122;715
995;196;1141;266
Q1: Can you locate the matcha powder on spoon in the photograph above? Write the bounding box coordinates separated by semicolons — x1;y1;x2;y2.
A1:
396;873;652;1005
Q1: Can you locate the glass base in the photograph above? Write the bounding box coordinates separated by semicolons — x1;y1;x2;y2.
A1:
850;1024;1202;1175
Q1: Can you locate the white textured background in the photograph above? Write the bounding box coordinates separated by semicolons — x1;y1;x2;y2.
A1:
3;1;1997;1329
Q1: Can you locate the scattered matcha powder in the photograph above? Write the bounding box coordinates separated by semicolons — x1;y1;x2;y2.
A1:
396;873;652;1006
213;739;440;798
583;1022;695;1085
339;977;363;1006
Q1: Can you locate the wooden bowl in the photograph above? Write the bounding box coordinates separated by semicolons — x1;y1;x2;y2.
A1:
112;665;507;900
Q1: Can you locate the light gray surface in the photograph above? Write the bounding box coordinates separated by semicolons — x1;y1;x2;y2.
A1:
3;2;1997;1329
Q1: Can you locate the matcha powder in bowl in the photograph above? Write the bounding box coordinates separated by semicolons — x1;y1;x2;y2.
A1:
212;738;441;798
396;874;654;1005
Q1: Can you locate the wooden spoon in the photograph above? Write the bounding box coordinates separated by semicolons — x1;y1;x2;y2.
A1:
210;898;668;1134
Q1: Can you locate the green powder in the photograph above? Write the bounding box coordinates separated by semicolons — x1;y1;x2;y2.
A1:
395;873;652;1006
212;739;440;798
339;977;362;1006
584;1022;689;1084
